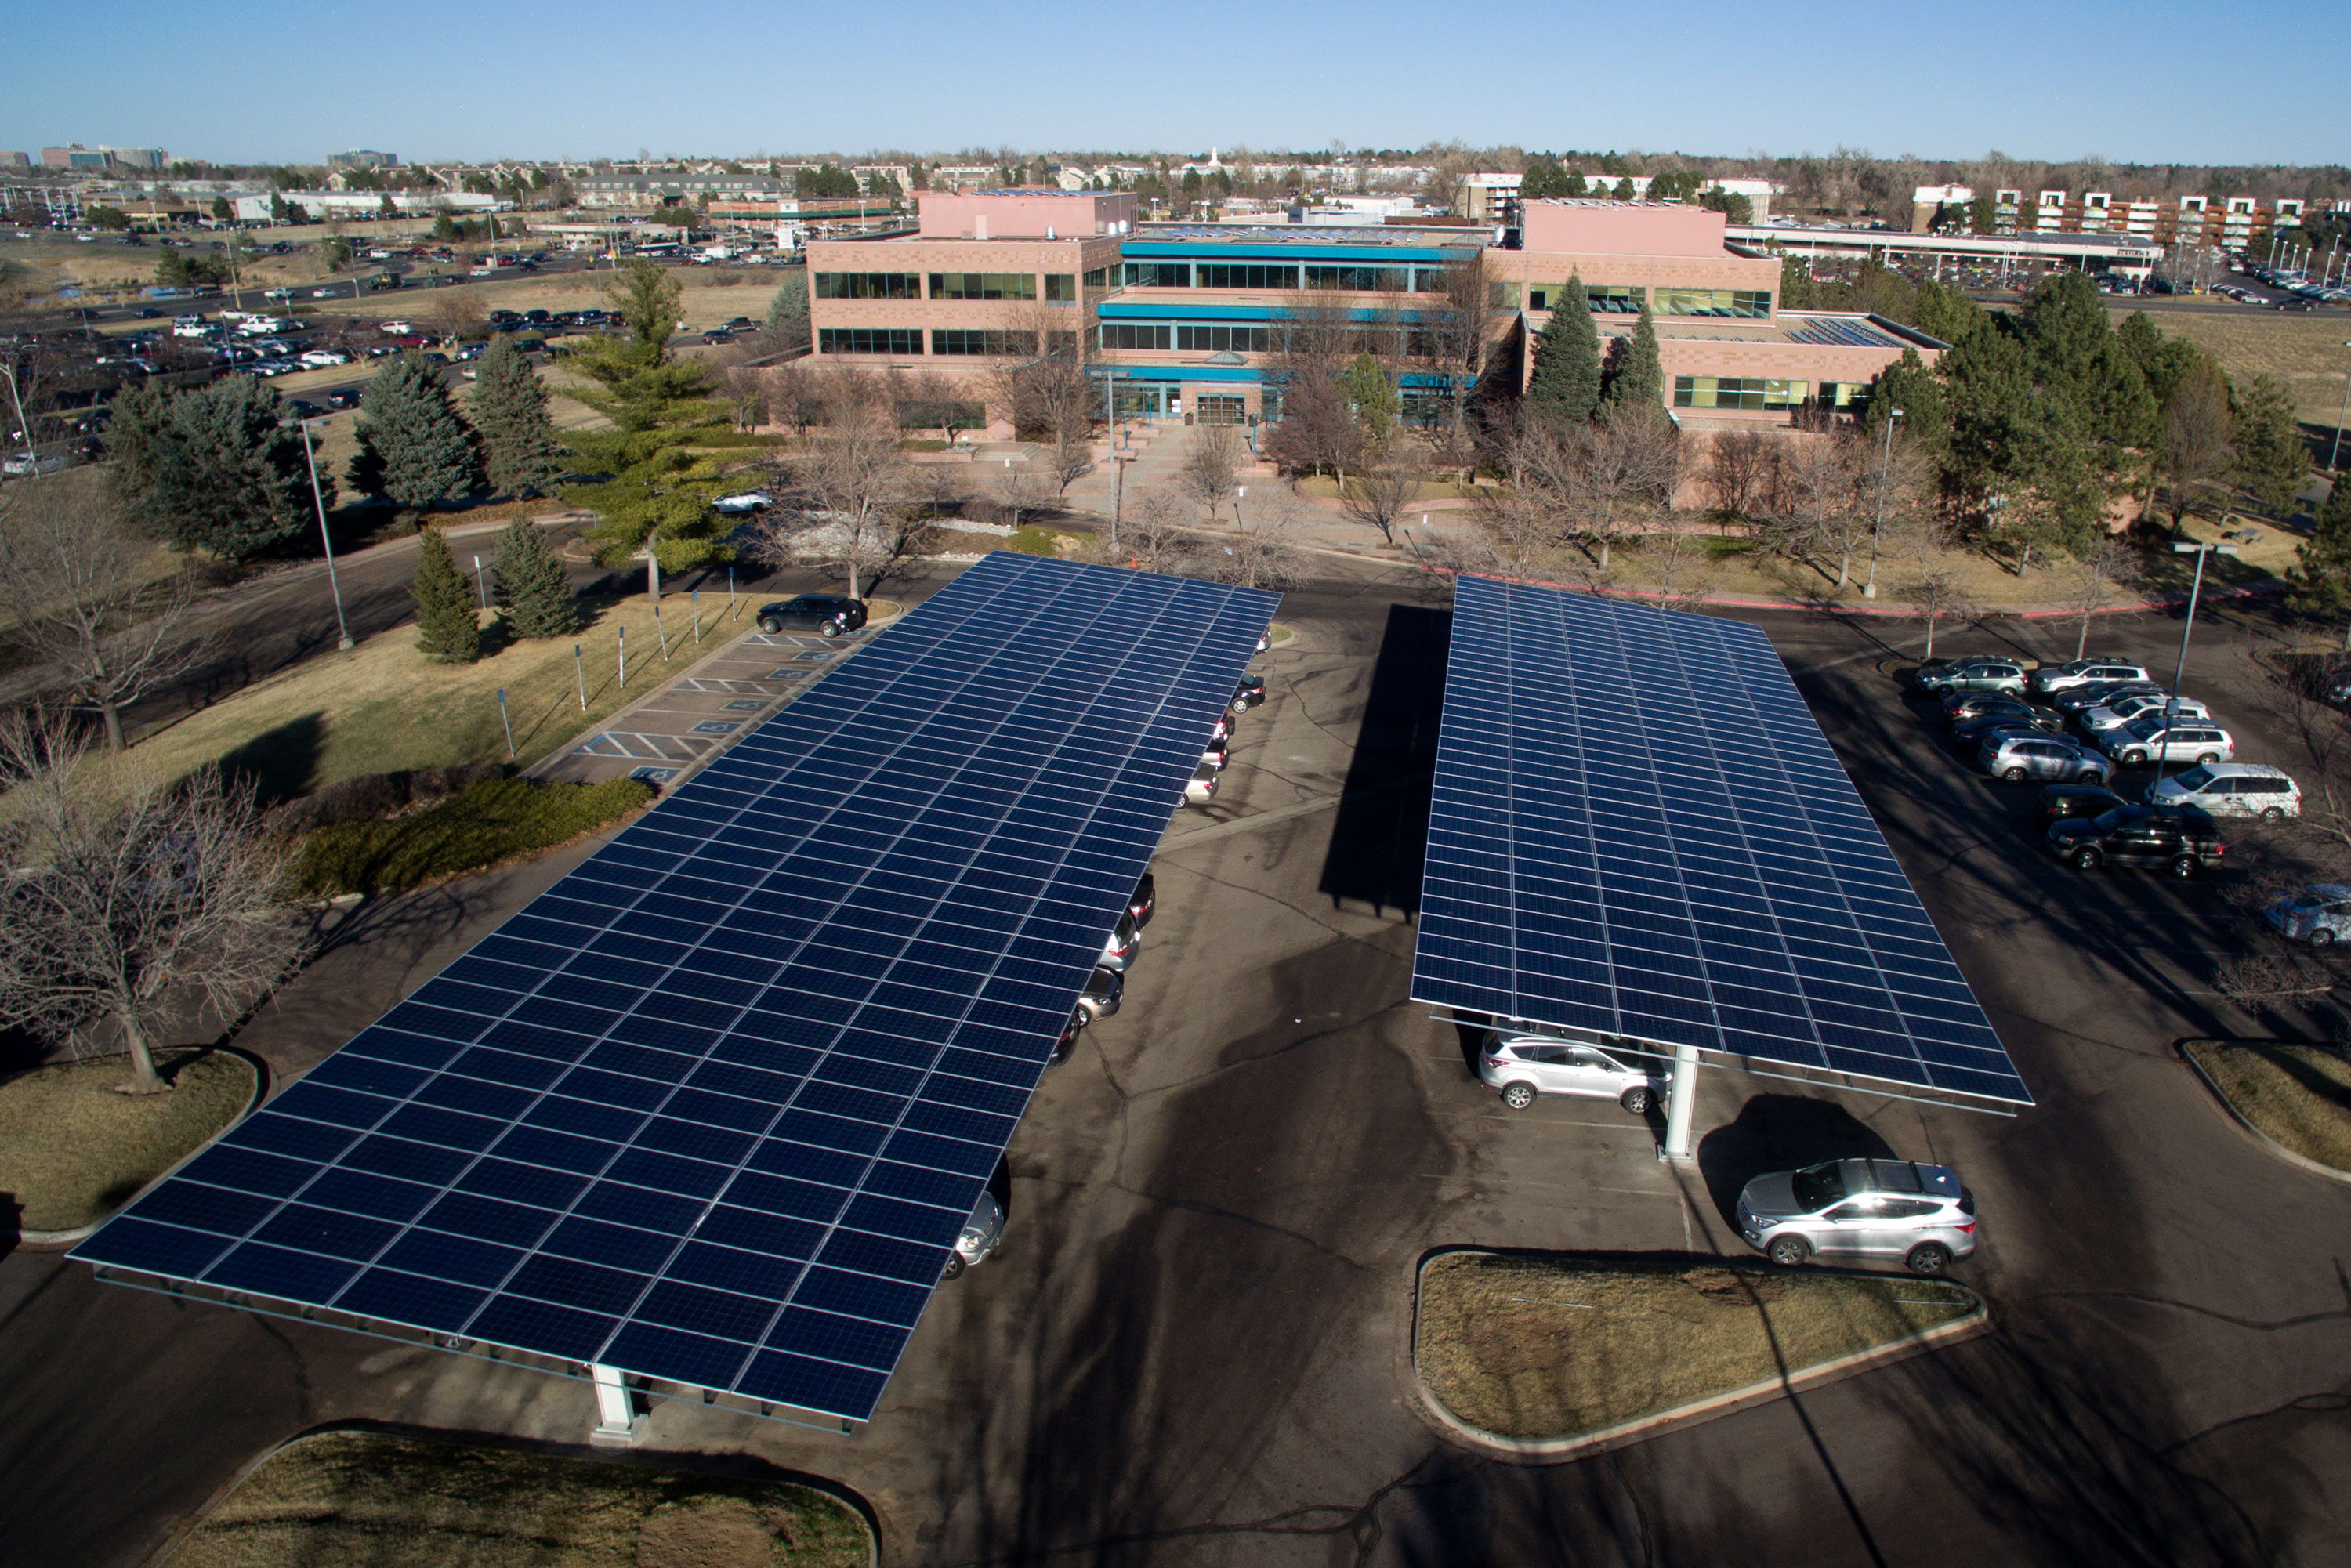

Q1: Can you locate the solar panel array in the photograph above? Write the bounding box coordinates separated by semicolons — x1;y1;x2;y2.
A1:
1412;577;2030;1106
75;553;1279;1423
1787;317;1901;349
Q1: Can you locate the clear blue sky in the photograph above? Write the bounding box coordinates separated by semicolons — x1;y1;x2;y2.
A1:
5;0;2343;168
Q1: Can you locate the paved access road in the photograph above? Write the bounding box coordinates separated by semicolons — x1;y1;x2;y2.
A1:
3;559;2346;1567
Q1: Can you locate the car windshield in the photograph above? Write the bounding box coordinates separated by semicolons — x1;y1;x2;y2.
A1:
2090;806;2147;832
2172;765;2215;791
1791;1161;1847;1211
2123;717;2164;740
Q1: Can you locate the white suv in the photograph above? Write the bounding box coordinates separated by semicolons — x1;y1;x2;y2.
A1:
1477;1030;1669;1114
2146;762;2300;820
2095;717;2233;768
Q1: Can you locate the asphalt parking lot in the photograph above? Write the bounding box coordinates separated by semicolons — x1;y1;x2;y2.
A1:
4;558;2349;1567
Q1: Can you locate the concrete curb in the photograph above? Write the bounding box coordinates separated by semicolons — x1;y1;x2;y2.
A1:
2176;1039;2351;1189
12;1048;269;1249
1404;1251;1991;1466
134;1422;882;1568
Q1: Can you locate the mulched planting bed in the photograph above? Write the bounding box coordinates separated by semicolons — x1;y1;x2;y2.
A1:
1416;1251;1980;1442
0;1049;255;1233
166;1430;871;1568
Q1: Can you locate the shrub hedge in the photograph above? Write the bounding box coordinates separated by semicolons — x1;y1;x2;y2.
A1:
293;776;655;896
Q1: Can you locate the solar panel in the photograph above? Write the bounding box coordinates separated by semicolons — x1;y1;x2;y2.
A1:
1411;577;2030;1106
74;554;1279;1424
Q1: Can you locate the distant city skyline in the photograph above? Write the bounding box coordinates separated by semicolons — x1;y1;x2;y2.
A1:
4;0;2344;168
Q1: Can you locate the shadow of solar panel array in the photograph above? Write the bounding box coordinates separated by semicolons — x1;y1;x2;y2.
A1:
74;553;1280;1425
1411;577;2030;1106
1786;317;1900;349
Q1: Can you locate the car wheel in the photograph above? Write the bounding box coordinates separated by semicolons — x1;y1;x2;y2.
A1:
2311;928;2336;948
757;617;781;634
2123;751;2147;767
1501;1081;1537;1110
820;621;843;638
1904;1242;1952;1277
1620;1086;1654;1115
1767;1235;1810;1267
940;1251;965;1280
2078;769;2103;784
2001;766;2028;784
2072;847;2102;872
2262;806;2284;823
2196;753;2219;766
2168;856;2199;879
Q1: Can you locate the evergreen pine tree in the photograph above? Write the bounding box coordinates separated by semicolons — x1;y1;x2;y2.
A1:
469;337;565;497
490;516;581;639
1604;306;1664;411
104;378;318;559
2232;373;2310;515
1864;347;1951;458
1525;274;1602;425
2287;474;2351;632
351;350;481;512
411;527;480;663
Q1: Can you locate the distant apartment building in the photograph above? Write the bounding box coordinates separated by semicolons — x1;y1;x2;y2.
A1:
802;190;1933;434
574;172;793;209
0;151;31;168
1452;172;1521;223
1911;183;2299;254
325;150;399;170
37;144;165;172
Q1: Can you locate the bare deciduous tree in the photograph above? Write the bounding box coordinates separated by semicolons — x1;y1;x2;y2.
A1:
1704;428;1780;521
1632;506;1719;613
0;713;308;1095
1339;442;1422;545
1179;425;1244;522
1764;432;1874;587
2053;538;2145;659
0;483;208;751
1201;493;1303;592
1564;405;1682;570
2213;951;2335;1020
1083;489;1195;575
1893;549;1980;659
988;459;1058;531
758;375;913;599
1260;295;1364;492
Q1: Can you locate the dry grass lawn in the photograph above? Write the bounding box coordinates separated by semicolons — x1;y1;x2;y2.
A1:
2184;1039;2351;1172
129;585;761;801
0;1050;254;1232
2114;306;2351;426
167;1430;870;1568
1416;1251;1980;1442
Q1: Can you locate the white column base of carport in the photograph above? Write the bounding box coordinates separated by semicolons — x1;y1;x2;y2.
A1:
589;1363;647;1447
1659;1041;1702;1161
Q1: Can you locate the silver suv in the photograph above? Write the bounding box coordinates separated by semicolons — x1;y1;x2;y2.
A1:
1735;1158;1978;1276
1477;1030;1669;1114
1980;731;2113;784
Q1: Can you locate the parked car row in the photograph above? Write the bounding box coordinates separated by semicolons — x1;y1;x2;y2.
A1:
1182;668;1267;806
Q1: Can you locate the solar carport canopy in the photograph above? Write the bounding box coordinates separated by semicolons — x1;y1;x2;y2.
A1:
1412;576;2030;1106
74;553;1278;1425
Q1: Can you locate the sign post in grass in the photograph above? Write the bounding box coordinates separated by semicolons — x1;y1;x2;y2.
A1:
574;643;586;711
654;602;669;660
497;687;514;756
691;589;701;644
616;624;626;690
728;566;736;617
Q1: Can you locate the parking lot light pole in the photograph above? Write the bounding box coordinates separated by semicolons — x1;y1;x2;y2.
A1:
299;415;355;650
2159;539;2237;785
0;362;36;470
2330;342;2351;473
1863;407;1903;599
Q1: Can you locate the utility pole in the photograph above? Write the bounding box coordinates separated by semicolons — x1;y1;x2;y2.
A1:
299;415;355;649
2157;540;2237;786
1863;407;1904;599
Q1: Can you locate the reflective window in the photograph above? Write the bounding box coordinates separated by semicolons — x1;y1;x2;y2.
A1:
927;272;1038;300
1176;324;1270;353
813;272;920;299
1305;264;1407;292
1099;323;1172;350
1655;288;1772;318
930;329;1032;356
1587;284;1647;313
1044;273;1078;302
1122;262;1191;288
1194;263;1299;290
1672;376;1809;409
818;328;922;354
1082;266;1110;289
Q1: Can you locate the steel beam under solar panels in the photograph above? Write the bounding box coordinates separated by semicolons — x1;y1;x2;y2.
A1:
74;554;1279;1426
1411;575;2030;1107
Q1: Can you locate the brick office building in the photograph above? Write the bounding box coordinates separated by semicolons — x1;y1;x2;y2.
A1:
802;190;1937;435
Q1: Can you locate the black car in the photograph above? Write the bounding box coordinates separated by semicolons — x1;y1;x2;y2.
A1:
1232;674;1266;711
325;388;360;409
1948;700;2061;738
755;594;867;637
2047;805;2223;878
2055;679;2165;716
1128;871;1156;929
285;399;324;418
1942;692;2039;725
2038;783;2128;821
701;328;735;344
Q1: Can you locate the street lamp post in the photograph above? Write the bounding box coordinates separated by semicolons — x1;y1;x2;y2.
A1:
299;415;355;650
0;361;36;471
2331;341;2351;474
2157;539;2238;786
1863;407;1904;599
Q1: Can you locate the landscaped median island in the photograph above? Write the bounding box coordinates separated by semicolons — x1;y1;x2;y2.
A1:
1415;1251;1983;1451
165;1430;871;1568
290;774;655;896
2183;1039;2351;1175
0;1049;256;1235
